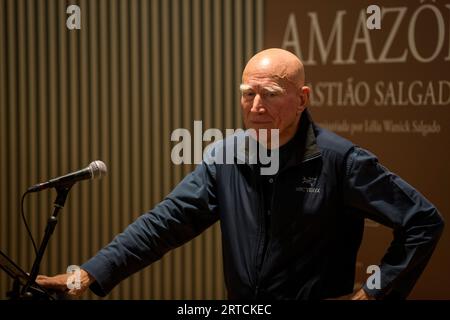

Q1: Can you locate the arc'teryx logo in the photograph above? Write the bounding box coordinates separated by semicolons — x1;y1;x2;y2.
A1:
296;176;321;193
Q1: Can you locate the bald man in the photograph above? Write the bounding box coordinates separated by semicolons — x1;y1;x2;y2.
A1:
37;49;444;300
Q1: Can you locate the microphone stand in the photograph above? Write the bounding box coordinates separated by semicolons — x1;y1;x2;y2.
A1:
20;184;73;298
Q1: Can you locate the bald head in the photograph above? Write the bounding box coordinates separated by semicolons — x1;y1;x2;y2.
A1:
242;48;305;88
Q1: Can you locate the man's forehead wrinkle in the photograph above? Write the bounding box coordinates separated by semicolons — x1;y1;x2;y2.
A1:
243;68;302;89
243;65;289;80
242;72;289;86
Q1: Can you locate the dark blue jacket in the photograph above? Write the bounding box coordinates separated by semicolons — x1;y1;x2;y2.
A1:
82;112;444;299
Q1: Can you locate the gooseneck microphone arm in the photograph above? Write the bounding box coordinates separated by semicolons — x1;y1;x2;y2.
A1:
21;185;73;297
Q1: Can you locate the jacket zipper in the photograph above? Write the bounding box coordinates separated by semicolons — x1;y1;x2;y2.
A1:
254;176;265;296
253;152;321;297
302;151;321;164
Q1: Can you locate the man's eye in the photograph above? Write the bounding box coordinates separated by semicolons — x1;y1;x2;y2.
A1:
243;92;255;98
265;92;278;98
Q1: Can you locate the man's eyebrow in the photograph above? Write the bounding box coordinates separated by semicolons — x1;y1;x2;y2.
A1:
264;85;285;94
239;83;285;93
240;84;253;92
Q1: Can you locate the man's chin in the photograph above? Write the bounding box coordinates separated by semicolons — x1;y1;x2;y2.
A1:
244;125;280;142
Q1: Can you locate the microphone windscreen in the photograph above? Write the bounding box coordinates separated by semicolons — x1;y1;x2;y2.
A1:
89;160;107;179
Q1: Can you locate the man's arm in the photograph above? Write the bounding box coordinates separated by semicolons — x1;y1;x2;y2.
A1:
37;161;219;297
82;161;220;296
343;147;444;299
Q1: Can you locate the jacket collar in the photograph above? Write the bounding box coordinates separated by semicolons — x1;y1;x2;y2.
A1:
275;110;321;172
230;110;321;169
300;110;322;163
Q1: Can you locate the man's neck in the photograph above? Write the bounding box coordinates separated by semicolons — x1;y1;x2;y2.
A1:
268;122;300;149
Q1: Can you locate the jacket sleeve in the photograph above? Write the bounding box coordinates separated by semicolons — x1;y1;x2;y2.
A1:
81;161;219;296
343;147;444;299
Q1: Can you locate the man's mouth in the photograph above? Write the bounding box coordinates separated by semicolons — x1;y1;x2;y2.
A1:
249;119;272;124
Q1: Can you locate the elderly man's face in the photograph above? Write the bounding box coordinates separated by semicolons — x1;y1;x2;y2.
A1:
240;73;301;141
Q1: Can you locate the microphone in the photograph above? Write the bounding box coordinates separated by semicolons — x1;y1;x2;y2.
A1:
27;160;107;193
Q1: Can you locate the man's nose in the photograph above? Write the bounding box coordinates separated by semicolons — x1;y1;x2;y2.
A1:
250;94;265;113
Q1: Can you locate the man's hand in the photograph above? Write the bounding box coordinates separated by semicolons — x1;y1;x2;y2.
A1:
36;269;95;298
351;287;375;300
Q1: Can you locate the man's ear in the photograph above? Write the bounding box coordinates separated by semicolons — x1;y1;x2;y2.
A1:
297;86;310;113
